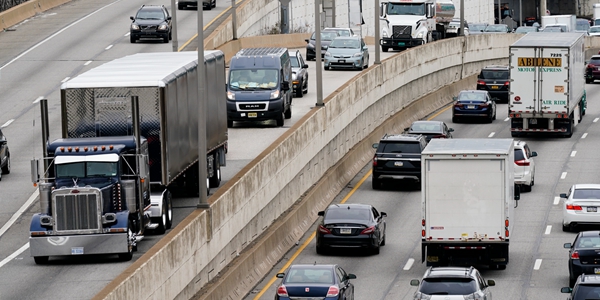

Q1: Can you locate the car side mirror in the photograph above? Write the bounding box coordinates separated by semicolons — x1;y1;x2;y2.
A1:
305;39;309;43
347;274;357;280
318;211;324;216
167;16;172;20
303;64;309;69
564;242;572;249
372;143;379;149
281;81;290;91
404;127;409;132
276;273;285;278
561;287;573;293
130;16;135;21
410;279;420;286
324;45;328;49
380;212;387;217
560;193;567;198
487;280;496;286
531;151;537;157
448;128;454;132
452;96;458;101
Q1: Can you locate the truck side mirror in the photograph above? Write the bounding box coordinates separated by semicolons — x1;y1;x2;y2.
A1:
514;184;521;201
31;159;40;183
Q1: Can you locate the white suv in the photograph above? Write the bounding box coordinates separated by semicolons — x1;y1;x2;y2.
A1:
514;140;537;192
410;266;495;300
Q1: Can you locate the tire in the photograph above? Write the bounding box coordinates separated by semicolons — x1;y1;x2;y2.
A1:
130;36;136;43
169;31;172;41
163;35;169;43
154;192;173;234
372;176;381;190
372;244;380;255
380;233;386;246
563;223;570;232
296;82;303;97
487;114;493;123
586;78;592;84
178;3;184;9
497;265;507;270
118;222;135;261
276;112;284;127
212;0;216;8
284;103;292;119
382;46;389;52
209;153;221;188
493;109;497;120
316;245;326;255
324;66;330;70
34;256;49;265
521;183;531;193
452;116;459;123
227;120;233;128
1;153;9;174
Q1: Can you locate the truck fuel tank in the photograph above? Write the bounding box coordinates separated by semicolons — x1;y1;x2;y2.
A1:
436;0;455;23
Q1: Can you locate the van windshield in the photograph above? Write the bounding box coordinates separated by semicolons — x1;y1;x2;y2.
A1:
229;69;279;90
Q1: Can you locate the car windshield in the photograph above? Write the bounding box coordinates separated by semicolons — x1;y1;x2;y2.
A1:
311;32;338;41
285;268;334;284
229;69;279;90
136;10;164;20
420;278;478;295
590;27;600;33
458;92;486;102
386;3;425;15
543;26;564;32
325;207;371;221
56;161;118;178
378;142;421;153
573;188;600;199
577;21;590;31
485;25;507;32
411;123;441;132
572;285;600;299
329;39;360;49
479;70;508;80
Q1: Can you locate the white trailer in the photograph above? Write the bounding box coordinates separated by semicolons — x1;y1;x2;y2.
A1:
420;139;520;270
542;14;576;32
453;0;494;24
508;32;586;138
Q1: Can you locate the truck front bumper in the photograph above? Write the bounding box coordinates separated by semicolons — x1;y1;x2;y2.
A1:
30;233;128;257
380;37;424;48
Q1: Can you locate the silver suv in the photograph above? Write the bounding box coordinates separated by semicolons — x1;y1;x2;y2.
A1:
0;128;10;181
410;266;495;300
562;274;600;300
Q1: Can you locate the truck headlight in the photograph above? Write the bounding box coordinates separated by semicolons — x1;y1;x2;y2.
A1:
353;52;363;57
270;89;281;99
227;91;235;100
131;24;140;30
416;32;424;38
382;31;388;38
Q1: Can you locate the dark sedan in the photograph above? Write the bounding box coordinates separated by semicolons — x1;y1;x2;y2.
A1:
305;30;340;61
404;120;453;142
564;231;600;287
316;203;386;255
586;55;600;83
275;264;356;300
452;90;496;123
0;128;10;181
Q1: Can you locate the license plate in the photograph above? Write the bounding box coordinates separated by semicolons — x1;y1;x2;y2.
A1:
529;119;537;125
340;228;352;234
491;86;499;89
248;112;257;118
398;42;405;46
394;161;403;166
71;247;84;255
338;59;345;63
588;207;598;212
467;105;475;109
595;268;600;274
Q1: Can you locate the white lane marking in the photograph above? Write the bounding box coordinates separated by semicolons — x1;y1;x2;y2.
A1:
488;132;495;138
545;225;552;235
533;259;542;270
0;243;29;269
504;117;509;122
32;96;44;104
594;118;599;123
0;1;120;71
403;258;415;270
571;151;577;157
561;172;567;179
125;32;131;36
84;60;92;66
105;45;113;50
0;190;39;237
554;196;560;205
1;119;14;128
582;133;588;139
61;77;70;83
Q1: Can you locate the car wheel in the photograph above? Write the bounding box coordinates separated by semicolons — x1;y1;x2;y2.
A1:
130;36;136;43
296;81;303;97
178;3;184;9
163;35;169;43
1;153;10;174
227;120;233;128
276;111;285;127
521;183;531;193
493;109;497;120
587;78;593;84
324;66;329;70
284;103;292;119
212;0;216;8
372;176;381;190
303;78;308;94
563;223;570;232
452;116;459;123
380;233;386;246
382;46;389;52
372;243;380;255
169;31;172;40
569;275;577;288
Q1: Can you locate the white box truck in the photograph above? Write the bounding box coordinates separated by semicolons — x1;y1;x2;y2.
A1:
420;139;520;270
541;14;576;32
594;4;600;26
508;32;586;138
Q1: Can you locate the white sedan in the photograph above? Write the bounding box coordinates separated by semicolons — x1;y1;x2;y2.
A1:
562;184;600;232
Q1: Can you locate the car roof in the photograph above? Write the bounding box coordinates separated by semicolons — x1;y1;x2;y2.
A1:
290;264;336;269
327;203;371;210
573;184;600;190
459;90;488;94
411;120;442;126
425;267;476;278
590;55;600;59
482;65;509;70
513;140;528;148
579;231;600;237
380;133;424;142
577;274;600;284
288;50;300;56
332;36;360;40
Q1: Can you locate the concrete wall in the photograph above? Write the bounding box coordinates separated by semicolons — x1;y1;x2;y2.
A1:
0;0;71;30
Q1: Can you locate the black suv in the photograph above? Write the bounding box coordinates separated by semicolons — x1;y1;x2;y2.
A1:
0;128;11;181
411;266;495;299
130;5;172;43
476;65;510;103
371;134;427;190
562;274;600;300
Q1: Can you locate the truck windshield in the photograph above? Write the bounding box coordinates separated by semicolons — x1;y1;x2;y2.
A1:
386;3;425;16
56;162;118;178
229;69;279;90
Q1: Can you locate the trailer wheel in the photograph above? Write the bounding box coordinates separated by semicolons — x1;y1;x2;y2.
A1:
34;256;49;265
118;222;134;261
209;153;221;188
154;192;173;234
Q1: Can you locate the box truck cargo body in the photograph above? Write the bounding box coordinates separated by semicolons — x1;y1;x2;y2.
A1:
509;32;586;138
421;139;519;269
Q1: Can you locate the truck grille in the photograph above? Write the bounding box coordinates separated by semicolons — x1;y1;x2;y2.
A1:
392;26;411;38
54;191;102;232
238;103;267;111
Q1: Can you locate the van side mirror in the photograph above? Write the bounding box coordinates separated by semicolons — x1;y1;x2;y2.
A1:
305;39;309;43
130;16;135;21
281;81;290;91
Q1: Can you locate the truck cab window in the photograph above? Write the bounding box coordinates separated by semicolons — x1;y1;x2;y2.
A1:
87;162;117;177
56;162;85;178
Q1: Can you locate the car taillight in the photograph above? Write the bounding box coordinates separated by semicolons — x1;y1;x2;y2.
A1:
454;103;464;108
571;251;580;259
514;159;529;166
319;225;331;234
478;103;489;108
361;226;375;234
588;64;595;69
326;286;340;297
566;204;583;210
477;80;486;85
277;285;289;297
372;156;378;167
504;81;510;86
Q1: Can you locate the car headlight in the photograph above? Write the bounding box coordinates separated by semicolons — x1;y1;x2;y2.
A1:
270;89;281;100
353;52;362;57
131;24;140;30
324;52;331;57
158;24;168;30
416;32;424;38
227;91;235;100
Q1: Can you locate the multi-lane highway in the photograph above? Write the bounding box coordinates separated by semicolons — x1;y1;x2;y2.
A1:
244;84;600;299
0;0;395;298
